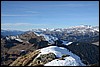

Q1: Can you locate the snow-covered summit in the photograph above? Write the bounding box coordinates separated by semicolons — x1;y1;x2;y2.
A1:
37;46;85;66
32;25;99;33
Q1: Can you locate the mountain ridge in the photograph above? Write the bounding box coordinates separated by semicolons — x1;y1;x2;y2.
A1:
1;25;99;66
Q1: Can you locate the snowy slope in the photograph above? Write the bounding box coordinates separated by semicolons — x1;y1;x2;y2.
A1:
15;39;23;42
37;46;85;66
41;34;58;44
34;32;58;44
44;57;80;66
62;41;73;46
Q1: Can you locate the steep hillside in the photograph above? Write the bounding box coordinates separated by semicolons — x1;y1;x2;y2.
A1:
67;42;99;65
1;31;48;66
9;46;85;66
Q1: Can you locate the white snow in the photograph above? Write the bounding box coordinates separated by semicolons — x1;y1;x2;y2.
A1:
62;41;73;46
55;29;61;32
6;37;10;40
42;34;55;44
41;28;47;31
15;39;23;42
11;36;16;39
33;32;40;36
16;35;19;38
38;34;58;44
46;35;58;44
44;56;79;66
20;50;25;52
49;28;55;31
94;29;99;32
37;46;85;66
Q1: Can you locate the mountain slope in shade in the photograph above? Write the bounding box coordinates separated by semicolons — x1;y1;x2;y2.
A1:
1;29;25;36
67;42;99;65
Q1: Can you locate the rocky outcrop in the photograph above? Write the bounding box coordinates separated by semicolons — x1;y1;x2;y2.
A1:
9;50;57;66
28;52;56;66
10;50;41;66
19;31;45;41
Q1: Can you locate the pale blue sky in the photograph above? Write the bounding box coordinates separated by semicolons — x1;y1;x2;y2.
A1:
1;1;99;31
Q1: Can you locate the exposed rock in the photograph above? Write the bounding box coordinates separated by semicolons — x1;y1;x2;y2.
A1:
28;52;56;66
62;54;70;57
28;38;38;44
9;51;57;66
54;40;63;46
37;41;49;48
19;31;45;41
10;50;41;66
58;54;70;60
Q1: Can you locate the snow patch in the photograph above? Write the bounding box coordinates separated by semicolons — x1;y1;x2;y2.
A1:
11;36;16;39
34;33;58;44
33;32;40;36
15;39;23;42
44;56;79;66
62;41;73;46
37;46;85;66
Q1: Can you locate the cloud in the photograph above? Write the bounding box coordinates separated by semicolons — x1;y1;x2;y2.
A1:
46;3;96;7
1;12;40;17
1;14;31;17
1;23;47;26
1;10;40;16
1;23;48;31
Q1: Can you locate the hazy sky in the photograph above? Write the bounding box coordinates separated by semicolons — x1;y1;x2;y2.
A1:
1;1;99;31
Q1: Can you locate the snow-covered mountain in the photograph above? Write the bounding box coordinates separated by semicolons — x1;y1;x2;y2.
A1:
32;25;99;43
33;32;58;44
32;25;99;32
1;25;99;66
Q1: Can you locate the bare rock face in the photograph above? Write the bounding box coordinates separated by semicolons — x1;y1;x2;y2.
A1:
19;31;45;41
28;52;56;66
9;49;56;66
10;50;41;66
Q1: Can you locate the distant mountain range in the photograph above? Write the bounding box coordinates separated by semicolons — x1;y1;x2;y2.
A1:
1;29;25;36
1;25;99;66
31;25;99;32
32;25;99;43
1;25;99;41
